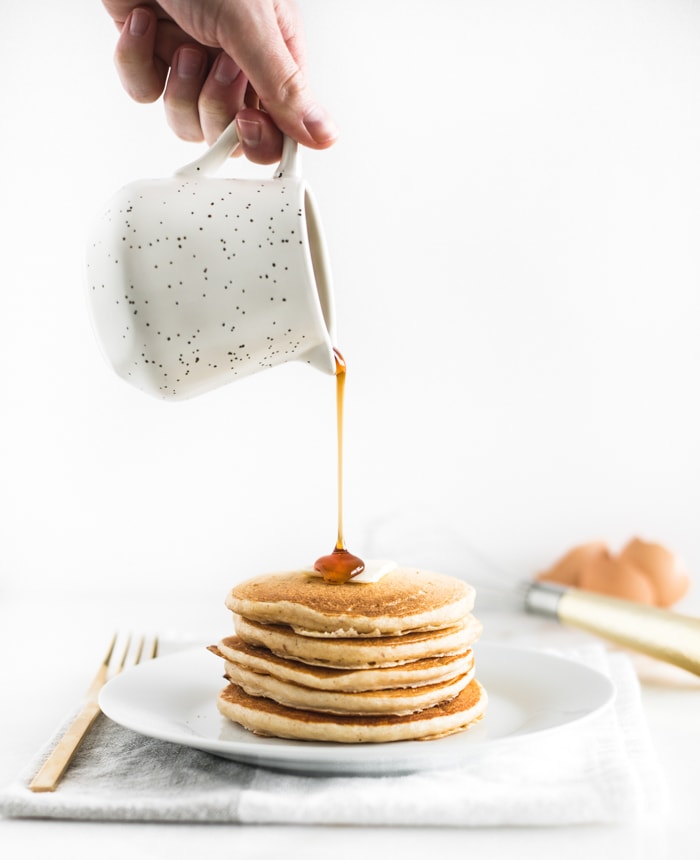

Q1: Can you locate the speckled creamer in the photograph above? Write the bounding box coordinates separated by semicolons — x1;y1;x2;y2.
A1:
86;123;336;400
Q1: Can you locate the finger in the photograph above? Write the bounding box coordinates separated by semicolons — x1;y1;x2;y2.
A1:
163;43;211;142
198;53;249;145
244;82;260;111
235;108;284;165
114;6;168;102
153;19;215;67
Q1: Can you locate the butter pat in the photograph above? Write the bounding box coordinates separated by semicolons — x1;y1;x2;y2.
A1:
351;559;398;583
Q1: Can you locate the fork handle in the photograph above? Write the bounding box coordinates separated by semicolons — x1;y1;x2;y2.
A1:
28;701;102;792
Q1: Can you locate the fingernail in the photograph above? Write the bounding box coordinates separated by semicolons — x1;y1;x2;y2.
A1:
176;47;204;79
236;118;262;148
214;54;241;86
129;8;150;36
302;105;338;144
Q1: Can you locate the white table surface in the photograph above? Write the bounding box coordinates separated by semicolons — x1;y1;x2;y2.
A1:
1;584;698;860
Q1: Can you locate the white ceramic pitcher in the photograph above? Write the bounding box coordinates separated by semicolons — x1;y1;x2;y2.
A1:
86;123;336;400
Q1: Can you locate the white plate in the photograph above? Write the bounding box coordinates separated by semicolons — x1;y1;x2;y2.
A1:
98;643;615;775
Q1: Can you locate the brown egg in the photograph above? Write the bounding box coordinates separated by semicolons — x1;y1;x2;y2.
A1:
619;537;690;607
579;554;656;604
536;541;609;587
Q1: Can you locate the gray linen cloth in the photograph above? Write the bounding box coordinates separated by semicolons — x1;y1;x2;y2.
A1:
0;645;666;826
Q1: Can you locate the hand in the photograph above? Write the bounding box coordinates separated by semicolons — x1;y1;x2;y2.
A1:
102;1;338;163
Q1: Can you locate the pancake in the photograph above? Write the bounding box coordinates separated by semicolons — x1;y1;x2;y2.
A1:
214;636;474;691
221;659;475;715
226;568;475;636
216;677;487;743
215;566;486;743
234;614;482;669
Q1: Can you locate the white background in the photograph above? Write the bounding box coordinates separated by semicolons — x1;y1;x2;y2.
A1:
2;5;700;857
2;0;699;609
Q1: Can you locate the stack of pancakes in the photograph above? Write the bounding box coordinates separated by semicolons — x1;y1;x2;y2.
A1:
210;567;486;743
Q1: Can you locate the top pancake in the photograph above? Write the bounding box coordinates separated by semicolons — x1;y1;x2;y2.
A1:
226;568;474;636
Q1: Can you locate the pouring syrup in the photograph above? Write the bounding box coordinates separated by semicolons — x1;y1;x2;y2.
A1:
313;349;365;584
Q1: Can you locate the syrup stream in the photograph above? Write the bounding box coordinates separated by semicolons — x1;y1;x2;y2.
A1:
313;349;365;583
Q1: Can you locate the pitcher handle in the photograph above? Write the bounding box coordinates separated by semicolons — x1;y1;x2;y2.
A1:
174;120;301;180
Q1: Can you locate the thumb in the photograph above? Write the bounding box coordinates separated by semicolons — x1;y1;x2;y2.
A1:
214;2;338;148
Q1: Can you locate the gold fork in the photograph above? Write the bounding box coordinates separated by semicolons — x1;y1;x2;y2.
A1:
28;633;158;792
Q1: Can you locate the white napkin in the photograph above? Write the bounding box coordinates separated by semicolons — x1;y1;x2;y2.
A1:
0;645;666;826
